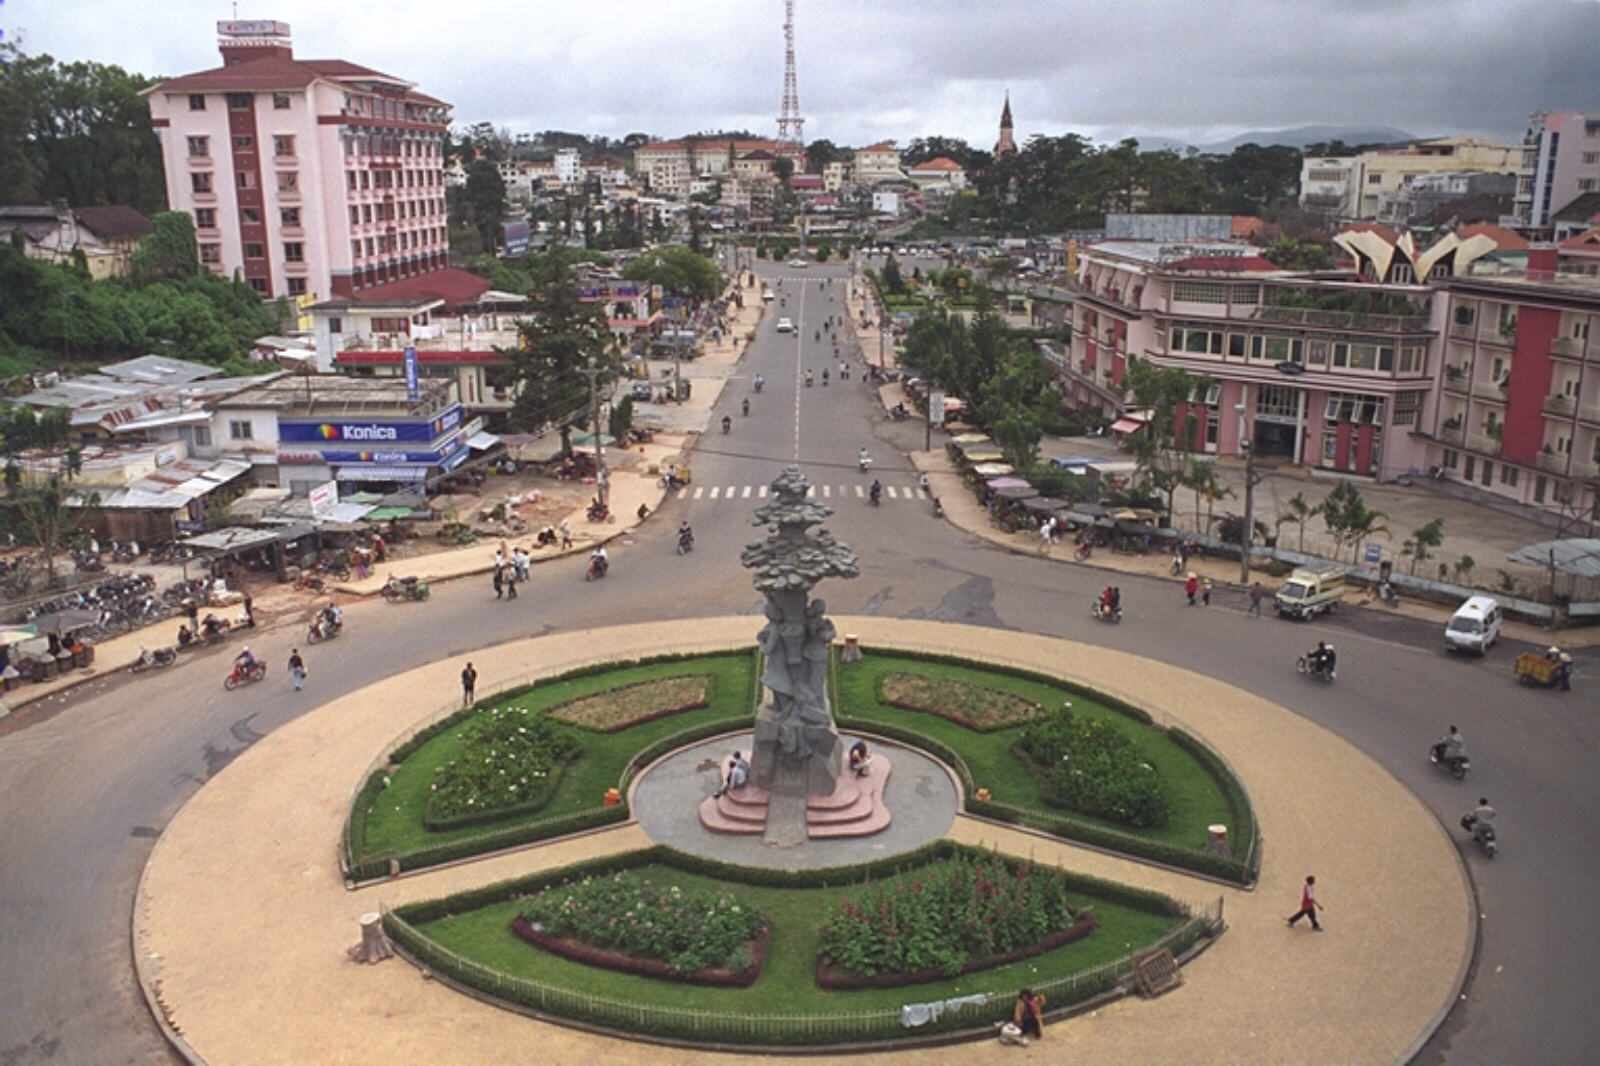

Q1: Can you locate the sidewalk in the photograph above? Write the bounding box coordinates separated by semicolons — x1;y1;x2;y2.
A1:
133;617;1472;1065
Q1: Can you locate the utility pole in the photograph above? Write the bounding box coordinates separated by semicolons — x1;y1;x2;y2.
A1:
1235;402;1262;585
582;358;608;510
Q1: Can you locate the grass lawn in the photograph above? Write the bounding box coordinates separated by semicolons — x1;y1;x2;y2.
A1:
357;654;754;861
414;862;1179;1018
835;653;1233;852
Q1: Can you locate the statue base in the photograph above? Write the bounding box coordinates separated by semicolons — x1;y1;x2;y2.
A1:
697;753;893;845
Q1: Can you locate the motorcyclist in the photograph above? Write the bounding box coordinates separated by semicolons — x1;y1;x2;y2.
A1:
234;645;256;673
721;414;732;434
1433;725;1466;764
589;546;609;577
805;370;813;386
1322;643;1337;676
1307;640;1332;676
1101;587;1115;612
753;374;764;392
821;367;829;385
742;398;750;416
869;479;882;505
1467;797;1496;843
678;521;694;549
858;447;872;471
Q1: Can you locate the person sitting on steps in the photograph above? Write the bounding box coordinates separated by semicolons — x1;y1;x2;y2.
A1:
713;750;749;797
848;739;873;776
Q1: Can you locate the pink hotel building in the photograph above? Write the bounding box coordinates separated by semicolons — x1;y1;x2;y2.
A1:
144;21;451;303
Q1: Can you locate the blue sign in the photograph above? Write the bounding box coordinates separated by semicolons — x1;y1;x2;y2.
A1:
1364;543;1383;564
280;405;462;444
403;345;419;403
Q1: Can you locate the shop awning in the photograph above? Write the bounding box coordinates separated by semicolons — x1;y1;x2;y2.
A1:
467;431;502;451
336;465;429;482
1110;417;1145;434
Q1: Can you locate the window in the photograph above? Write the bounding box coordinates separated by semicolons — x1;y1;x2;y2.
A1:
189;425;212;448
1443;449;1459;470
1205;411;1219;446
244;242;264;259
191;172;213;194
348;206;360;225
248;277;268;295
1171;324;1224;355
199;243;221;264
1307;339;1328;365
351;239;362;259
328;317;343;333
1332;339;1395;371
1500;465;1518;487
188;94;206;111
237;171;256;190
280;207;300;227
241;207;261;225
273;92;291;109
277;171;298;191
194;208;216;229
347;170;357;191
187;136;209;157
1481;461;1493;487
1251;334;1304;363
232;135;254;152
362;204;373;222
1534;475;1547;503
1580;178;1599;193
1324;392;1385;425
226;92;252;110
1368;173;1383;184
273;135;295;157
1399;345;1425;373
1463;456;1475;480
1585;151;1600;165
1172;281;1230;304
286;277;308;295
228;420;254;440
283;242;303;262
1257;384;1301;420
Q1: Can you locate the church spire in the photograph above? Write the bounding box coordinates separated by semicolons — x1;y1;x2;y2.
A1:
994;92;1016;157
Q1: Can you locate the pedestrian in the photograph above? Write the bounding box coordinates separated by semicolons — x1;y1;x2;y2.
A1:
1202;577;1213;606
1013;988;1046;1040
185;597;199;629
242;591;255;628
461;661;477;706
558;518;572;549
1038;517;1054;553
504;564;518;600
1287;874;1324;931
492;566;504;599
1170;549;1183;576
288;648;306;691
1185;572;1199;606
514;547;530;582
1248;581;1264;617
492;548;504;573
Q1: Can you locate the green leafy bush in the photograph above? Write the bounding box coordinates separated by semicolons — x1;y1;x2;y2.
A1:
426;707;581;824
817;852;1080;978
519;871;763;975
1020;709;1170;828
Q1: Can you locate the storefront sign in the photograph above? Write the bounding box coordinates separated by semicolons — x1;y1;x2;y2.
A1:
307;480;338;517
403;345;419;403
279;405;462;443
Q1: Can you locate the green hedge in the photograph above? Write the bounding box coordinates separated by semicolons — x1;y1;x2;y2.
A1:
420;764;569;833
348;803;630;883
1167;728;1261;881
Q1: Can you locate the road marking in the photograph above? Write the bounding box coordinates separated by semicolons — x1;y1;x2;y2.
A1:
708;486;720;499
692;487;704;499
725;485;736;499
759;485;768;497
676;488;688;499
741;485;752;498
854;485;864;497
822;485;831;497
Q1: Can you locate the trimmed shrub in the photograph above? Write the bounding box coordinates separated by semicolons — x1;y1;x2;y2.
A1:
423;706;581;827
1019;708;1171;828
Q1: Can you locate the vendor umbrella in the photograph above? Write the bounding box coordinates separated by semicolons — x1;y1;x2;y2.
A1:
1505;538;1600;578
993;484;1040;501
985;476;1032;490
29;607;101;635
0;625;38;646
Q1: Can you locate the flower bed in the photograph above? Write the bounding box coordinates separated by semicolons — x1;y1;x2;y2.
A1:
423;707;582;830
510;917;771;989
1018;708;1170;829
816;852;1087;981
515;871;766;979
879;672;1041;731
544;675;713;732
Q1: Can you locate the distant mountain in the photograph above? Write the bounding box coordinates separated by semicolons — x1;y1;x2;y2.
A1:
1129;125;1420;155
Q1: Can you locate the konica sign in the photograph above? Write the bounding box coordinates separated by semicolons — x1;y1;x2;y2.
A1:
279;405;462;444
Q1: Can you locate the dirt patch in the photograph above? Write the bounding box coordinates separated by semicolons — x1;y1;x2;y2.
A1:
880;672;1041;731
545;675;713;732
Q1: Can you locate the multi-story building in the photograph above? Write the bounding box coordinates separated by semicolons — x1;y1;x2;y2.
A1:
1298;137;1519;222
1425;246;1600;523
635;138;800;198
144;20;452;302
853;142;904;184
1067;240;1441;480
1513;111;1600;232
906;157;968;192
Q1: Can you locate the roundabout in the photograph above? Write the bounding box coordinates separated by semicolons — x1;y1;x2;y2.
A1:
134;616;1473;1065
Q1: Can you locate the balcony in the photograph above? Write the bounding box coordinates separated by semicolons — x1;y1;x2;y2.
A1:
1551;337;1585;361
1572;459;1600;481
1537;450;1569;474
1467;434;1501;455
1471;380;1509;402
1450;319;1477;339
1438;424;1465;445
1442;371;1470;395
1579;403;1600;426
1254;305;1431;333
1544;394;1576;417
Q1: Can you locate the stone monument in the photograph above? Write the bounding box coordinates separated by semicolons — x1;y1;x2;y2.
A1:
739;466;858;845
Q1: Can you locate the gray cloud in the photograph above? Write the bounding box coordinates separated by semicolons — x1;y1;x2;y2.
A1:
7;0;1597;148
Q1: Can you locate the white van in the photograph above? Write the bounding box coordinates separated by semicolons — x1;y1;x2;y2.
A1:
775;317;795;333
1445;596;1502;655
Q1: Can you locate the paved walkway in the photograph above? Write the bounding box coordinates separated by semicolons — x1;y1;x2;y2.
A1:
134;617;1471;1065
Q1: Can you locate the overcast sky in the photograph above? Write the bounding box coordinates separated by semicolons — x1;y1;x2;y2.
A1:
7;0;1598;149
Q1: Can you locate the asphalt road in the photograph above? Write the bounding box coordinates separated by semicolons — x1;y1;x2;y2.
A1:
0;260;1595;1066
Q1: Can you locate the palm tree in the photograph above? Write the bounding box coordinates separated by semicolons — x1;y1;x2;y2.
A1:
1344;500;1390;564
1276;491;1319;552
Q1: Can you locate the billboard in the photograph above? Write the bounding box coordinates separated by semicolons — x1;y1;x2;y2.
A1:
503;221;531;258
279;405;462;444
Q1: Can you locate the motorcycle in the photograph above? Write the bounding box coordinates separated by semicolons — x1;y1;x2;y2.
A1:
1073;540;1094;561
308;617;343;643
381;575;430;602
887;403;909;421
1296;653;1336;682
1461;813;1498;858
223;659;268;690
129;645;177;673
1430;745;1471;780
932;496;944;517
805;371;813;387
742;398;750;417
722;415;732;434
858;455;872;473
587;500;612;522
294;572;326;592
1091;600;1123;624
869;485;882;507
677;529;695;555
1376;580;1399;605
753;377;765;393
586;554;609;581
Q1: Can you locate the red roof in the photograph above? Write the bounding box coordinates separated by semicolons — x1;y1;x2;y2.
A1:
1458;223;1529;250
351;267;491;306
336;350;511;366
859;142;898;153
74;205;153;241
151;55;438;103
1167;255;1281;273
1231;216;1265;239
1560;227;1600;249
910;156;963;172
1338;222;1400;243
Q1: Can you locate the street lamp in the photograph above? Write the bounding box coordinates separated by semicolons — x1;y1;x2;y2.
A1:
583;357;608;510
1235;402;1259;585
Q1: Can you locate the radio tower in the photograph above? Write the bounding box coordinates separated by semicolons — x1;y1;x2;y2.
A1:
776;0;805;153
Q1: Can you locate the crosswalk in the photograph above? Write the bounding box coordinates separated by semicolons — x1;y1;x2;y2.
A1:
675;482;931;504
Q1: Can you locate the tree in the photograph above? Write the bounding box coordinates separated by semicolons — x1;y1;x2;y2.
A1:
1182;456;1233;532
462;161;508;253
772;156;795;187
879;255;907;296
805;139;848;171
1320;480;1389;561
978;350;1048;471
10;476;100;584
621;245;721;300
503;258;618;457
1400;518;1446;575
1120;356;1209;525
128;211;200;282
1275;491;1320;552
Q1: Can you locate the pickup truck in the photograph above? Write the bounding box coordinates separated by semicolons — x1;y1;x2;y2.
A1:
1274;567;1345;620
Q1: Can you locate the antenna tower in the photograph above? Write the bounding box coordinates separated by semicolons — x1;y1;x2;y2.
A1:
776;0;805;150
